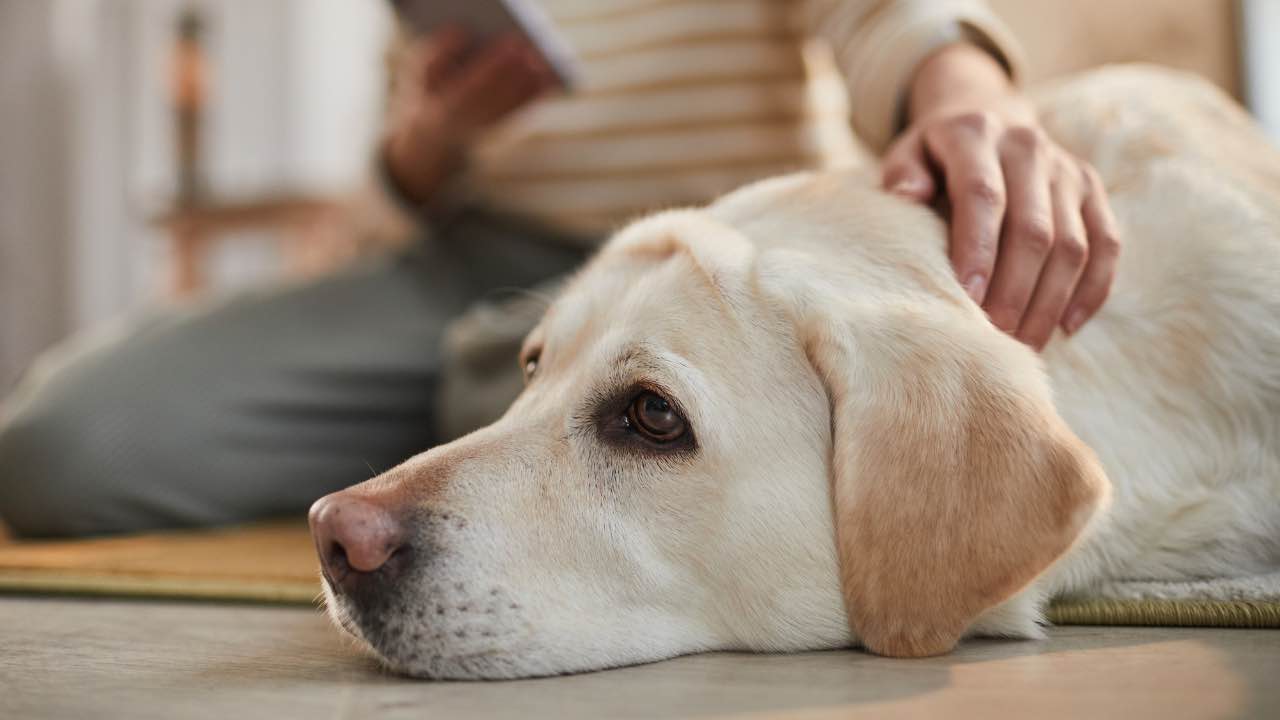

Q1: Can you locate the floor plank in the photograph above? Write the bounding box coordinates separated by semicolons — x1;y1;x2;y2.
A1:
1;596;1276;719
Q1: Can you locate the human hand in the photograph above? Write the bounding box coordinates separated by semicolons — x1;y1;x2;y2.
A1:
384;27;557;204
883;45;1121;350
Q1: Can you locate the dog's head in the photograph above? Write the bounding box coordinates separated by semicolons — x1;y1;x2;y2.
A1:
310;173;1108;679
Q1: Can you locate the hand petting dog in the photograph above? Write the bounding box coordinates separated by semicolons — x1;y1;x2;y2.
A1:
884;43;1122;350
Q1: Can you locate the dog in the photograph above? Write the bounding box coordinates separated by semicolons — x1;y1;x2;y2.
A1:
309;66;1280;679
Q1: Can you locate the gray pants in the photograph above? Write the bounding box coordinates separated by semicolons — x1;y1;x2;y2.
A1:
0;208;591;537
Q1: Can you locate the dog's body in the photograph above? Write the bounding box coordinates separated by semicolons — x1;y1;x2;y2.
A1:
1031;68;1280;594
310;66;1280;678
709;65;1280;599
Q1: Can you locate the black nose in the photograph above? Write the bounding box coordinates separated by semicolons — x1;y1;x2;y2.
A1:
309;492;411;595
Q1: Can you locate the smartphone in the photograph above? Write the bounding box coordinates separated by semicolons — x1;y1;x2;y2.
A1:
390;0;579;89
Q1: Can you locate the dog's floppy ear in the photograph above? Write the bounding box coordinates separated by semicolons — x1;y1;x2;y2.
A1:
802;296;1108;658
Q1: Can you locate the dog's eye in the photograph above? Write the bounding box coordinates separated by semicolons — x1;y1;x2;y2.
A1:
626;392;686;443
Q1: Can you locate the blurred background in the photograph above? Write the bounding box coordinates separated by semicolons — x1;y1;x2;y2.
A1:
1;0;1278;391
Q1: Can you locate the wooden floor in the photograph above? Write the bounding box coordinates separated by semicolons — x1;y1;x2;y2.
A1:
1;596;1277;720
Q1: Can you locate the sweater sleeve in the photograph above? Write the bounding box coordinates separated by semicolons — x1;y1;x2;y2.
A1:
802;0;1026;153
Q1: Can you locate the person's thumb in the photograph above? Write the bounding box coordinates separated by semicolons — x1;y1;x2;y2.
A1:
882;136;936;203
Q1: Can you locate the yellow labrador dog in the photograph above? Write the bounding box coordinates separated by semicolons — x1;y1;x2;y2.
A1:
310;67;1280;678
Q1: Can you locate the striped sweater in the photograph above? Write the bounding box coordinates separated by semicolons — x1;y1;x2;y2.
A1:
402;0;1024;238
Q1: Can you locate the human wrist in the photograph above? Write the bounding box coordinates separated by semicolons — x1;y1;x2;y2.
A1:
907;42;1025;123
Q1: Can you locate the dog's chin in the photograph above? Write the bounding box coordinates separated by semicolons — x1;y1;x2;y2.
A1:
321;584;685;679
319;576;567;680
377;645;573;680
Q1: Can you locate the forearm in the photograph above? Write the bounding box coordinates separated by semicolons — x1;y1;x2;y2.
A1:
907;43;1028;123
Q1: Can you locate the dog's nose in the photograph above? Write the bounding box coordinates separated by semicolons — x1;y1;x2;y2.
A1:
309;492;409;592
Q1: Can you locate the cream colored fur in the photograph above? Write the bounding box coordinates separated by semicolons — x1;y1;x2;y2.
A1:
320;66;1280;677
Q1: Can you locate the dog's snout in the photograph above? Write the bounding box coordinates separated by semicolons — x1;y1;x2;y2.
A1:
309;493;409;593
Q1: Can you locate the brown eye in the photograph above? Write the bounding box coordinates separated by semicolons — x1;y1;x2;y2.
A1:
627;392;686;443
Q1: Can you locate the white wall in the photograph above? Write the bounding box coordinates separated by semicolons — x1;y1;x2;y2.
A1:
286;0;394;195
0;0;392;391
129;0;391;204
0;1;73;392
54;0;155;338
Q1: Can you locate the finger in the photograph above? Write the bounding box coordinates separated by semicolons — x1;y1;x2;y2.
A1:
448;38;547;126
474;69;546;125
1062;168;1122;334
983;127;1055;334
924;114;1006;304
420;26;469;90
1017;175;1089;349
518;40;561;88
882;132;936;203
489;39;557;109
452;47;543;125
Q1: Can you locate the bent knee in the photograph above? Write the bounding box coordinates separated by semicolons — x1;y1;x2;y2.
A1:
0;401;134;538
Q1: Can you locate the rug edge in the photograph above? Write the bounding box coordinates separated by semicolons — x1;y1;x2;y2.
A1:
0;569;319;605
1047;598;1280;628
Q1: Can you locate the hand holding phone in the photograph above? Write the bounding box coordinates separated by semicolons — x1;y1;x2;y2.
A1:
391;0;577;89
384;26;557;205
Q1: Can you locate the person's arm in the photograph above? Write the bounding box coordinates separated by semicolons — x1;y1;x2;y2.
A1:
803;0;1120;349
884;43;1121;349
381;26;556;209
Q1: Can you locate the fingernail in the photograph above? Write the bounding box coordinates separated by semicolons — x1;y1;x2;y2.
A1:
889;177;925;197
1063;308;1086;334
963;274;986;304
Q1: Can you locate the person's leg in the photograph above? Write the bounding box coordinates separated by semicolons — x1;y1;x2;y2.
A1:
0;214;588;537
432;208;593;438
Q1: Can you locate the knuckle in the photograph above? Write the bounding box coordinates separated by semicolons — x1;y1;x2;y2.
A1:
1002;124;1042;151
1055;158;1084;190
1057;233;1088;263
946;110;994;136
1080;162;1103;189
969;249;998;272
1095;231;1122;256
1016;218;1055;253
956;238;997;271
963;176;1005;207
